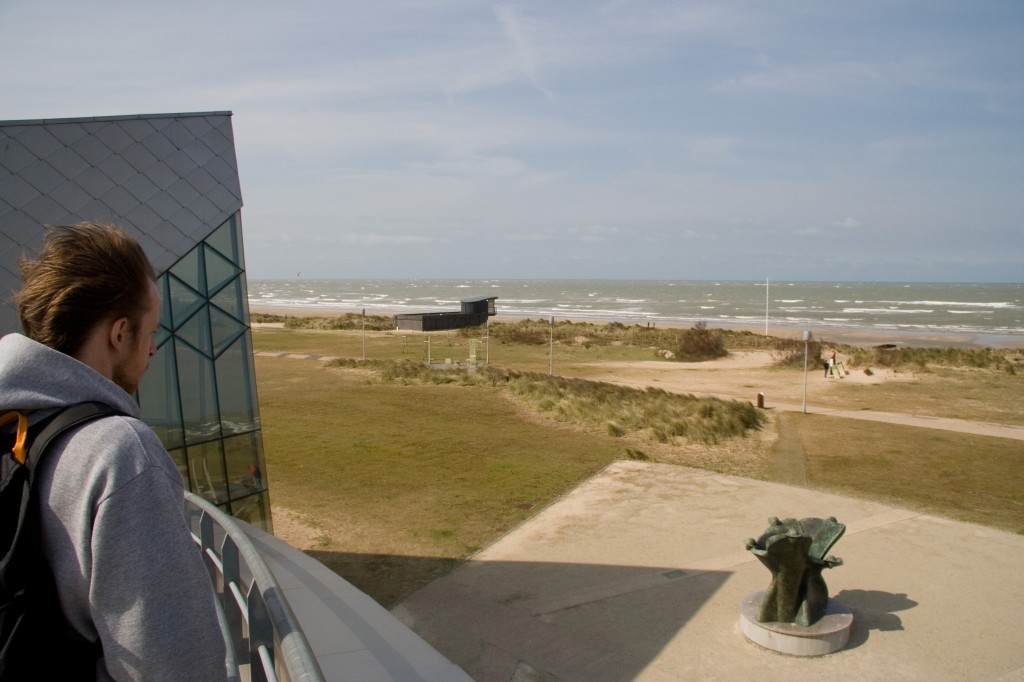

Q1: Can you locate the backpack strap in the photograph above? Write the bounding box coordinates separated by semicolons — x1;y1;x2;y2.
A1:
0;401;125;679
26;402;126;468
0;412;29;465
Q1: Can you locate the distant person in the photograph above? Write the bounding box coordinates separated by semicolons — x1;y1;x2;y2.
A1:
828;351;837;377
249;462;264;491
0;222;226;680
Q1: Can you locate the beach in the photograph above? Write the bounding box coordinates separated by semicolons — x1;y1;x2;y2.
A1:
249;303;1024;349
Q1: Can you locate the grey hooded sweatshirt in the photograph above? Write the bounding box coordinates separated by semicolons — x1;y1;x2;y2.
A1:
0;333;226;680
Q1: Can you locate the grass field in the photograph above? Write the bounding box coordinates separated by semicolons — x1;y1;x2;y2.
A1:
252;325;1024;607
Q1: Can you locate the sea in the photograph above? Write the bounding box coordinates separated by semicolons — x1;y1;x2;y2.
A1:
248;279;1024;347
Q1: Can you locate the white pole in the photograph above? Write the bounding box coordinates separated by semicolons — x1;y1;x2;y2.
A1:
549;316;554;375
802;330;809;414
485;319;490;365
361;308;366;360
765;279;770;336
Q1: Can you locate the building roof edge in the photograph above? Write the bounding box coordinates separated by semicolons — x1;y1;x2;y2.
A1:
0;111;234;126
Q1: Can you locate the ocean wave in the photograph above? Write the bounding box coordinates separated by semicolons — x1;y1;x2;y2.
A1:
844;308;934;314
876;300;1018;309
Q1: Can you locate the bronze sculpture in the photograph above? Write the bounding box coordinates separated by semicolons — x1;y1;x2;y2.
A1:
745;517;845;627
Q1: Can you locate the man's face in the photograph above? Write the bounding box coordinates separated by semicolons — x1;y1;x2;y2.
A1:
112;280;160;395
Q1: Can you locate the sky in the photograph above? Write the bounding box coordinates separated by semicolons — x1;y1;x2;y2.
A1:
2;0;1022;283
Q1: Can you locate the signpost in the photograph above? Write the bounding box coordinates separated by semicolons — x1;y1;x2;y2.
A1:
802;330;810;413
549;316;555;375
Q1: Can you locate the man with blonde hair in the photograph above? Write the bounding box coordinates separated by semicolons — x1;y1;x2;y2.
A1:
0;222;225;680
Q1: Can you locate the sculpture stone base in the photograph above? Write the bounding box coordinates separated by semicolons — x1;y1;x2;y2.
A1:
739;591;853;656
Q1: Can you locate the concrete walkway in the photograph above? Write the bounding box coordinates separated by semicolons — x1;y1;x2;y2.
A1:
394;461;1024;682
767;400;1024;441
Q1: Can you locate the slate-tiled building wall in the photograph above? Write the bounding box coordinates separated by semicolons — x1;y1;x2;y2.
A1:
0;113;270;530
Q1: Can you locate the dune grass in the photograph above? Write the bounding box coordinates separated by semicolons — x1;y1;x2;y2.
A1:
326;359;763;445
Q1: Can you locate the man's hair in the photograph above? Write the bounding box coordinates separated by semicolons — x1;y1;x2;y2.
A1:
15;222;156;357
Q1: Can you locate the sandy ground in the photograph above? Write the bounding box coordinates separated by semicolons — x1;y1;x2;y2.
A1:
570;350;911;408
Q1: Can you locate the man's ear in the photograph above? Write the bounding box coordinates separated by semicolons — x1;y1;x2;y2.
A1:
108;317;130;353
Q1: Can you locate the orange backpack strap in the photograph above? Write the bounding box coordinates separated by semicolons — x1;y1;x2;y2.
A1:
0;411;30;465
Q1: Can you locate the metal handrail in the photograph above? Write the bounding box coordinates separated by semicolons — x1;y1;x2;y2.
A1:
184;492;325;682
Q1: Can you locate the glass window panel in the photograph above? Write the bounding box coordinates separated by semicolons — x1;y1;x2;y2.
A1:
210;276;244;322
223;432;266;498
137;338;184;450
237;272;252;322
205;215;238;265
167;447;188;487
156;274;173;332
230;492;271;532
177;303;212;356
154;324;171;349
231;217;246;270
186;440;228;504
175;341;222;444
214;333;260;434
169;243;205;295
210;306;245;358
168;274;204;331
205;246;240;297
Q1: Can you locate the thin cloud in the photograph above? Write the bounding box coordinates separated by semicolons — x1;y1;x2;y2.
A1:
494;4;555;100
341;233;436;246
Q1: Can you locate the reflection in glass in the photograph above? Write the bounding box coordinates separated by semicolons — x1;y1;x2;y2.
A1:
169;245;204;295
224;432;265;495
187;440;228;504
168;275;204;330
231;492;272;532
168;447;188;486
177;303;213;356
215;333;260;433
211;276;245;321
210;306;245;358
138;337;184;449
175;341;221;444
205;246;239;296
205;215;238;265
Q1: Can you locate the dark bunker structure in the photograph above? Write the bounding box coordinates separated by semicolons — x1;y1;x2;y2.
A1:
395;295;497;332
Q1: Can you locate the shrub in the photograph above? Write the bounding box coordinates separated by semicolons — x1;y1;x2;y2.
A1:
667;322;728;362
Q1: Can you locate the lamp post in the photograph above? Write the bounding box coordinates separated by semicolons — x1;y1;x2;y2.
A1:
802;330;809;414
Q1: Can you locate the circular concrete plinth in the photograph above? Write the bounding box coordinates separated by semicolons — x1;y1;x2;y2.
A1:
739;591;853;657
